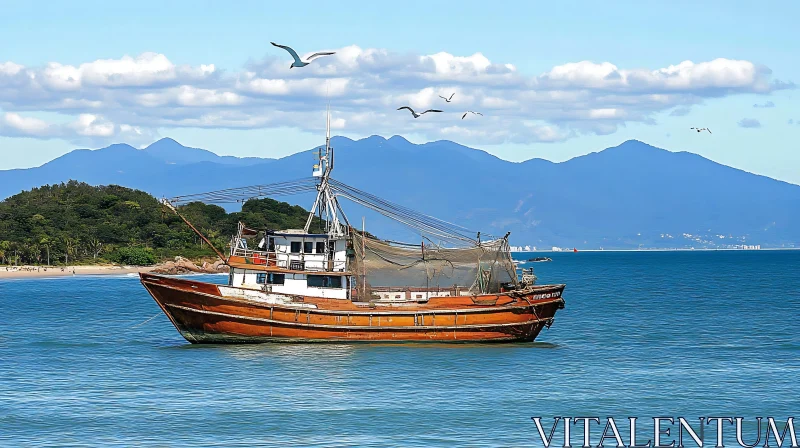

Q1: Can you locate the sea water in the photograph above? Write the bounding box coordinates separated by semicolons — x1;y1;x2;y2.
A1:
1;251;798;447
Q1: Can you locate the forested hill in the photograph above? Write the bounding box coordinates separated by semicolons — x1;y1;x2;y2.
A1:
0;180;316;266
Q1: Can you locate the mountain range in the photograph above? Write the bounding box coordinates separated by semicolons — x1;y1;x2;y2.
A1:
1;136;798;249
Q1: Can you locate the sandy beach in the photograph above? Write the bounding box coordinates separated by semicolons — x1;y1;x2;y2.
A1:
0;265;155;279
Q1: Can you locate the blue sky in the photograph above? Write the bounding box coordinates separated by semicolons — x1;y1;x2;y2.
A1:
1;0;798;184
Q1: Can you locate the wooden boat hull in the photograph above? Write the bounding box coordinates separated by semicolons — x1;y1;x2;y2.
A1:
139;273;565;343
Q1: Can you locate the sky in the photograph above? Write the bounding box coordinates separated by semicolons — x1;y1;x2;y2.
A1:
1;0;798;184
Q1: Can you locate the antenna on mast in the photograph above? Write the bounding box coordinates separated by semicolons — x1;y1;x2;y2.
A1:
326;103;331;150
304;91;344;236
325;81;331;154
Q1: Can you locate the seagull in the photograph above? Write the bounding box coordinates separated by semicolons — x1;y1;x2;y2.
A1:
397;107;442;118
270;42;335;69
461;111;483;119
691;127;711;134
439;93;455;102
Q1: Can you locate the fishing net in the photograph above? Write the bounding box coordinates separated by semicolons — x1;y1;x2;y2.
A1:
163;176;521;299
349;232;517;298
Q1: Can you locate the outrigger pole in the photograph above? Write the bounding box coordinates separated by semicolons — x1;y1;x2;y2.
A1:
161;198;229;263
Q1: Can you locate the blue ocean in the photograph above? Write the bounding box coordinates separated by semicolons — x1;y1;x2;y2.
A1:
1;250;798;447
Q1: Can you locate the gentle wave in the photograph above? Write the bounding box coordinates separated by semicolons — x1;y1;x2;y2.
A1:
2;250;799;447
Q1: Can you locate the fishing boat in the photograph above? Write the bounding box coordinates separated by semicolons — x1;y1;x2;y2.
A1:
528;257;552;262
140;111;566;343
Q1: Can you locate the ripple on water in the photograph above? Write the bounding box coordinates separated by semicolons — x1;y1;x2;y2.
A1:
1;251;799;447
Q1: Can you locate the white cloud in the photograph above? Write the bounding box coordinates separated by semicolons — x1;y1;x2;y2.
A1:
0;62;24;76
0;49;792;147
669;106;692;116
738;118;762;128
136;86;243;107
537;58;780;94
0;111;158;145
3;112;53;136
588;108;622;119
70;114;115;137
37;53;215;91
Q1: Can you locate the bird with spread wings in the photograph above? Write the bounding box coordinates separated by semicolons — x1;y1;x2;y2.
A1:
461;111;483;119
271;42;335;69
397;107;442;118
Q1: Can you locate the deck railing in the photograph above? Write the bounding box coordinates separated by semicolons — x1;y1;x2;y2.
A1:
231;248;347;272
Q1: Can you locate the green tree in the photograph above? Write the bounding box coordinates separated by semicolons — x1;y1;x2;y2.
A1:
0;240;9;265
84;235;104;260
39;236;52;266
61;236;78;265
0;181;317;265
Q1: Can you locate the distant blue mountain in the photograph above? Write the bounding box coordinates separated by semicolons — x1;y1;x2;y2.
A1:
1;136;798;249
143;138;272;166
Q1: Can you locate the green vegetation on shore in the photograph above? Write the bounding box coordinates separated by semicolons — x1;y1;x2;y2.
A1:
0;181;317;266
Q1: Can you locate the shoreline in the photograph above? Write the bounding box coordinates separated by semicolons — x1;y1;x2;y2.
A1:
3;248;797;280
0;265;155;280
0;256;228;280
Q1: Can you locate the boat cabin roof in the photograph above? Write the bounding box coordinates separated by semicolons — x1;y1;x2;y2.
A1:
268;230;335;239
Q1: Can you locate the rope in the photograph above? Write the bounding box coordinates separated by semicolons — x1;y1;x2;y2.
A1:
130;312;162;329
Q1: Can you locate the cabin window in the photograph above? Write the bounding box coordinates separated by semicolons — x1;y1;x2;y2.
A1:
269;273;285;285
307;275;342;288
256;273;285;285
268;238;275;251
290;242;301;253
316;241;326;254
304;242;314;253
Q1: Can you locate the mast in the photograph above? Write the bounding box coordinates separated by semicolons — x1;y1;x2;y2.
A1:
304;105;346;236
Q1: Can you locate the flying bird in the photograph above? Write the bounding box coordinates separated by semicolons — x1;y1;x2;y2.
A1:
461;111;483;119
691;127;711;134
270;42;335;69
439;93;455;102
397;106;442;118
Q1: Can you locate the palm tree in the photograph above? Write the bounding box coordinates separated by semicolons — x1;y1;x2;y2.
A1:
61;236;78;265
84;235;103;260
201;228;221;249
30;243;42;264
0;240;9;265
39;236;51;266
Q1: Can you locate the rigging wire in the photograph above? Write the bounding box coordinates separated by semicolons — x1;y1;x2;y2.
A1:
162;176;496;246
328;179;484;245
167;178;319;205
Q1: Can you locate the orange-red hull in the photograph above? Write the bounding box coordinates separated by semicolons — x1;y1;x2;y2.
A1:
139;273;565;343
